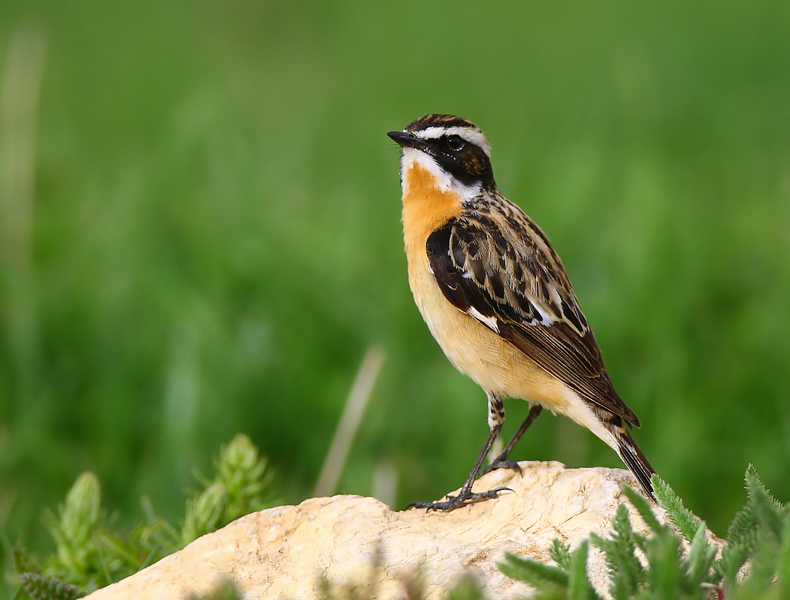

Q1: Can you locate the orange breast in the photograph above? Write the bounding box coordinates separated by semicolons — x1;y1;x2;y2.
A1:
400;163;463;254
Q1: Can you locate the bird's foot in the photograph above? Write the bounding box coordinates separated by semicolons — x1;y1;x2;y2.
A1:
405;486;512;511
479;458;522;477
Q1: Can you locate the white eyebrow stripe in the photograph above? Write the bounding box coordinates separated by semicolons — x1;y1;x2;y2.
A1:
413;126;491;157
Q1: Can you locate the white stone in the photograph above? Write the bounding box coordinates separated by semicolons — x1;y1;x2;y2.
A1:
83;462;722;599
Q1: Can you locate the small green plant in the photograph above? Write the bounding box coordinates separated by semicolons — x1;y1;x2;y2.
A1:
184;577;244;600
315;546;486;600
182;433;275;545
500;466;789;599
11;434;274;600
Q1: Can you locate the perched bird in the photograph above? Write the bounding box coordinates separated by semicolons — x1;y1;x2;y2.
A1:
388;114;655;510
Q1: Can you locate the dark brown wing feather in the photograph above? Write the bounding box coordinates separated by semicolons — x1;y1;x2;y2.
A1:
426;200;640;428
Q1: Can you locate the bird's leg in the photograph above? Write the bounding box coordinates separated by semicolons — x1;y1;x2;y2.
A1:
480;404;543;476
407;393;511;511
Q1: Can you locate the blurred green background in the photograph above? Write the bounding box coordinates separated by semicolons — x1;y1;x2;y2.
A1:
1;0;789;563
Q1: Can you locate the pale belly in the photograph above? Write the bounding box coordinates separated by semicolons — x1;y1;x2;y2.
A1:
407;254;617;449
408;255;564;403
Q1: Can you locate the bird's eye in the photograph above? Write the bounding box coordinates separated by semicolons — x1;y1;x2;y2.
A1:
446;135;465;152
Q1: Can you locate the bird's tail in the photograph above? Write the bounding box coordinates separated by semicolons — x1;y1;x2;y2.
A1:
614;429;656;500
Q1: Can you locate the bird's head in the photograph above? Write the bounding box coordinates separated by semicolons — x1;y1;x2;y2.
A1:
388;114;495;197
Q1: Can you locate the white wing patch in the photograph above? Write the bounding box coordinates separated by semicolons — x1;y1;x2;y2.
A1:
468;306;499;333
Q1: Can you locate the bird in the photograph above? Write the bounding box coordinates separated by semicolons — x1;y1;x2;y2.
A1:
387;113;655;510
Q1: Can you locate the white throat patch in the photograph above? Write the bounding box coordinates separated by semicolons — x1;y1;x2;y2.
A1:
399;147;482;203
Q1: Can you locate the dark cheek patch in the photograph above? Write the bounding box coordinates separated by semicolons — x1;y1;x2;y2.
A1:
435;145;494;188
463;147;487;178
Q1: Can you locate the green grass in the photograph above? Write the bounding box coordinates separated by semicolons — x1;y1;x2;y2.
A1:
1;0;790;566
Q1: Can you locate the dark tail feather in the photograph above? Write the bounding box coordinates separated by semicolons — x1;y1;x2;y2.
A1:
616;430;656;500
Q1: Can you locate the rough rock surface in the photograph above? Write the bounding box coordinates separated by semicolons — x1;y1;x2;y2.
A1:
83;462;718;599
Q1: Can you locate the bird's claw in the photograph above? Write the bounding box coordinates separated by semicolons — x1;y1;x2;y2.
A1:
405;486;513;511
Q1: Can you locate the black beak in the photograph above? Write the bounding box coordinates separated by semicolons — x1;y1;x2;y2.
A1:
387;130;424;149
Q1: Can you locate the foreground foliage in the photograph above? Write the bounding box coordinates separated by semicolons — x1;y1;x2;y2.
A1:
501;466;788;599
8;434;274;599
6;434;789;600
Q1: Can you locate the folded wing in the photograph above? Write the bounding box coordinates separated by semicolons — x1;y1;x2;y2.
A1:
426;208;640;428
